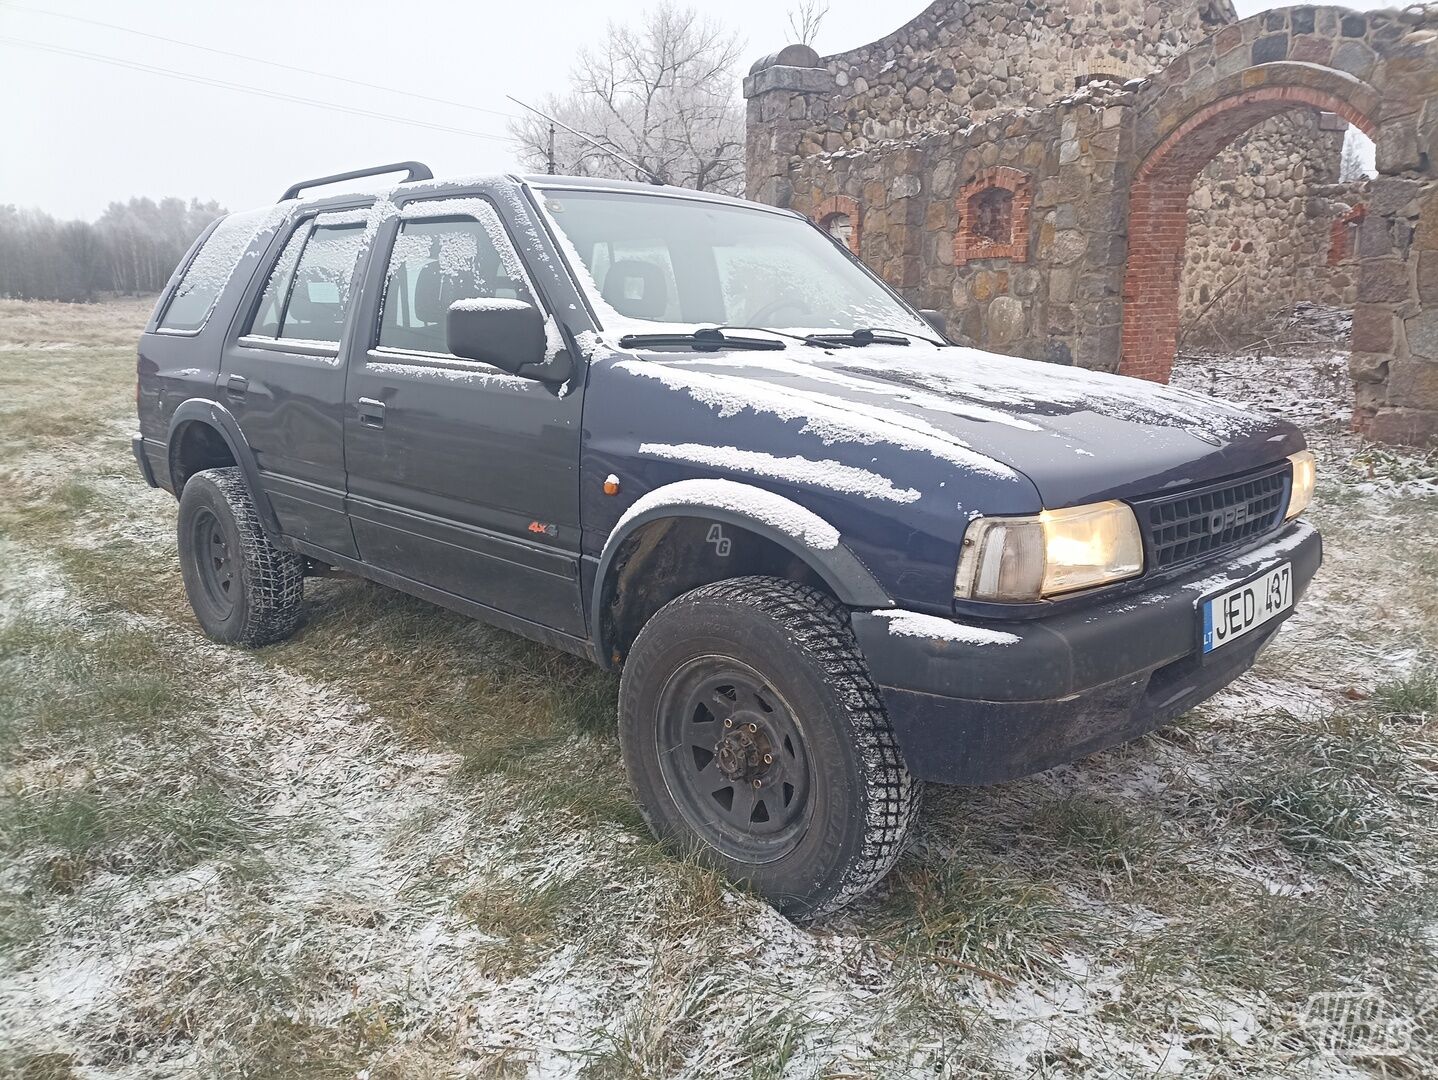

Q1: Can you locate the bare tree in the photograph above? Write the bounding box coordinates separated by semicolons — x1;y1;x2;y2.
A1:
786;0;829;47
0;197;223;301
1339;125;1377;182
509;2;746;195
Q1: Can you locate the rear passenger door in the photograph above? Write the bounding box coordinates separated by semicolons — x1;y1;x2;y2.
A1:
342;198;586;636
221;210;367;558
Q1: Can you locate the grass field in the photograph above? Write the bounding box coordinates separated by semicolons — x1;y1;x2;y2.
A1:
1;297;1435;1079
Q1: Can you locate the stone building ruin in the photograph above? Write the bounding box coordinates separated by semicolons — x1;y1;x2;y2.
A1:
744;2;1438;443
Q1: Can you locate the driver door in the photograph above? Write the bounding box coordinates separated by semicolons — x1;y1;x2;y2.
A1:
342;199;585;636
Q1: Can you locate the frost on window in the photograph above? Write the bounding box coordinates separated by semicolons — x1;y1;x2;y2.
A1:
249;224;309;337
538;187;929;337
279;222;366;343
158;204;290;333
378;216;533;355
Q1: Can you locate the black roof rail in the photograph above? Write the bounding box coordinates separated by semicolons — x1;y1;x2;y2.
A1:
279;161;434;202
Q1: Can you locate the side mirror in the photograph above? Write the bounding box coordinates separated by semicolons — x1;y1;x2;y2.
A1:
446;299;548;375
918;309;949;341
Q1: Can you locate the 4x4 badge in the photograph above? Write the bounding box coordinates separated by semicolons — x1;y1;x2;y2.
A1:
528;521;558;537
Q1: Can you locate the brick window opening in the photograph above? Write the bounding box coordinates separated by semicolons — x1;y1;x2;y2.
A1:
1328;204;1365;266
955;167;1031;263
970;189;1012;245
809;195;862;256
823;212;853;248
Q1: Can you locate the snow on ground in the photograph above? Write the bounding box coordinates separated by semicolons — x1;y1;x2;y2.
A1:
1;299;1434;1077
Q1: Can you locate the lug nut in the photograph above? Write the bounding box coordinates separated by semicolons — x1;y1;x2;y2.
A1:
752;779;762;788
763;753;773;764
747;722;758;733
724;718;733;728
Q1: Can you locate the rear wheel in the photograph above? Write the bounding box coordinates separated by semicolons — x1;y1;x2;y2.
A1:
618;576;919;919
177;467;304;646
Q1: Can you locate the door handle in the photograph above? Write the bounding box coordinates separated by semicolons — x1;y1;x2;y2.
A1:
226;374;248;400
356;397;386;428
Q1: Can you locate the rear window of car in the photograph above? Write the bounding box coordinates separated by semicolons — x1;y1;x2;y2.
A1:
243;216;367;344
158;205;288;333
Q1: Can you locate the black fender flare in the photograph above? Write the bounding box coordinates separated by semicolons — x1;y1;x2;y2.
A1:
166;398;283;540
589;478;892;654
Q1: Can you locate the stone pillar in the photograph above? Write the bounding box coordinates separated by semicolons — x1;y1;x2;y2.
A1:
742;45;835;207
1352;176;1438;443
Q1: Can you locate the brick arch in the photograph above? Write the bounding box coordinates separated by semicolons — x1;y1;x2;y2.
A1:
1119;85;1378;382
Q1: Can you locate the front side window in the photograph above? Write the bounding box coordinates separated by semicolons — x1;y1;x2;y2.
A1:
538;189;931;338
377;215;533;355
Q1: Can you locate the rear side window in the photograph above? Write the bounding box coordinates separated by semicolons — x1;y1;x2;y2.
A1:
249;226;308;337
159;205;287;333
377;215;532;355
281;223;366;342
243;217;366;344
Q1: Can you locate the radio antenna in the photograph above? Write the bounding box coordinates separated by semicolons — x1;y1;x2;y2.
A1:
506;95;665;186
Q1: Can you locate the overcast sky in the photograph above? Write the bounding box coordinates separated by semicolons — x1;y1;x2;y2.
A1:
0;0;1394;220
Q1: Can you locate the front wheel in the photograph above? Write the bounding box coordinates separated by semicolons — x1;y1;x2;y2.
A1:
618;576;919;919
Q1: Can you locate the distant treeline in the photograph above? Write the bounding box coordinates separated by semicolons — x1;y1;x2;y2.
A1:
0;197;226;302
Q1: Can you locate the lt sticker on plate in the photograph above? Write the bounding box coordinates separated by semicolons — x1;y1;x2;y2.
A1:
1201;562;1293;654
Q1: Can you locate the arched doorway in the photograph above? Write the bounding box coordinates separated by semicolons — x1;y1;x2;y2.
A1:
1120;85;1376;384
1114;6;1438;442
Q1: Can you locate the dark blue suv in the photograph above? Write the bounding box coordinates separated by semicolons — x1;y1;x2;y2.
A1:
134;162;1321;917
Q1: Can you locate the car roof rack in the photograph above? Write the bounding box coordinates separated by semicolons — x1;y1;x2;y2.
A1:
280;161;434;202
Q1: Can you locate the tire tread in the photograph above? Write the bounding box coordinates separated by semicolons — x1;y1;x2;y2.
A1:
628;576;919;918
182;468;304;646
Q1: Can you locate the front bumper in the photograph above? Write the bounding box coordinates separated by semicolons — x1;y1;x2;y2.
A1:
852;522;1322;786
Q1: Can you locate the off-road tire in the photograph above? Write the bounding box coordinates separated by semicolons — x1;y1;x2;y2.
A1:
177;467;304;646
618;576;920;919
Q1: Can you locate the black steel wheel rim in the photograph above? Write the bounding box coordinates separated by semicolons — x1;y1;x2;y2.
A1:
190;507;236;618
655;656;813;864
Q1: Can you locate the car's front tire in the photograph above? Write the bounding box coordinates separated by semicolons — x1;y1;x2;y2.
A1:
618;576;919;919
177;467;304;646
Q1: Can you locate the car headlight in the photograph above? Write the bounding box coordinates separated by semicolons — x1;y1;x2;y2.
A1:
955;500;1145;602
1286;450;1315;520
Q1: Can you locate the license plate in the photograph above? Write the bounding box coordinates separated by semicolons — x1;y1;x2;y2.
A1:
1201;562;1293;654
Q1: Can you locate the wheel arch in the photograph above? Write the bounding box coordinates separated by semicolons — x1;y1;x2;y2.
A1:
591;480;892;669
166;399;283;540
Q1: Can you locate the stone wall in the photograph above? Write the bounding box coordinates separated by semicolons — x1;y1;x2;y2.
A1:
1351;176;1438;442
783;81;1133;369
805;0;1233;151
1179;112;1359;342
746;4;1438;443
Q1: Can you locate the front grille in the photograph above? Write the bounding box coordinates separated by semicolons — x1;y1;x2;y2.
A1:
1136;464;1290;571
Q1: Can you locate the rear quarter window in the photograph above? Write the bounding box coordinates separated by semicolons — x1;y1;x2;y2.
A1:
158;205;291;333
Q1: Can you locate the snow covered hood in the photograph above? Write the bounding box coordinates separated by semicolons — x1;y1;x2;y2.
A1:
612;342;1307;506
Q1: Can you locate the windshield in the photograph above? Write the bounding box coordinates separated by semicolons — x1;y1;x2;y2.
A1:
537;188;934;339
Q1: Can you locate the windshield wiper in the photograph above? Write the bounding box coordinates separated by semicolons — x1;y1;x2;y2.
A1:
804;327;930;347
706;325;838;346
617;327;784;352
